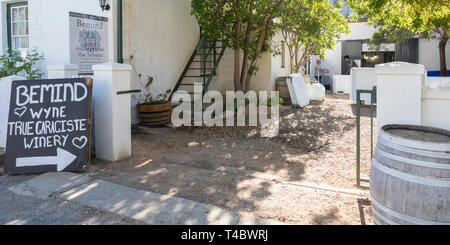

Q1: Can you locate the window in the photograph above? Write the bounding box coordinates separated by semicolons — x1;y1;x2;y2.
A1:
7;2;29;50
281;41;286;68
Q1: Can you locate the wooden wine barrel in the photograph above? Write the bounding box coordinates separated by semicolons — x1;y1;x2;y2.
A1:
371;125;450;225
137;102;171;126
276;77;291;105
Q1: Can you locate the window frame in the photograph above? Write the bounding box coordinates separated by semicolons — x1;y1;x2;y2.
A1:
7;2;29;51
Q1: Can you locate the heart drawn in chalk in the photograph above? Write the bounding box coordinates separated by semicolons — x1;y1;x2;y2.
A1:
72;136;88;150
14;106;27;118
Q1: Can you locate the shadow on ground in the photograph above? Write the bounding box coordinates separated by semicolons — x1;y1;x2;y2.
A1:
86;95;374;224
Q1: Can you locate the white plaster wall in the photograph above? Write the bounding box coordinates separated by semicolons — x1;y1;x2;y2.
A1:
209;48;235;93
123;0;200;124
319;22;376;78
339;22;376;41
0;0;115;77
212;31;290;94
419;38;450;71
212;49;274;94
270;31;291;91
322;41;342;78
322;22;450;76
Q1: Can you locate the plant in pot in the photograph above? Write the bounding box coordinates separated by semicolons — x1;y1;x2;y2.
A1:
135;75;172;126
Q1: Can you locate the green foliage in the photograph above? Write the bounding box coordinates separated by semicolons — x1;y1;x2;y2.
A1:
136;75;172;105
0;49;44;80
277;0;349;73
128;55;171;105
191;0;285;91
192;0;350;86
346;0;450;75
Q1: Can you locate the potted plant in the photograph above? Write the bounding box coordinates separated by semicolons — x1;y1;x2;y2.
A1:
136;75;172;126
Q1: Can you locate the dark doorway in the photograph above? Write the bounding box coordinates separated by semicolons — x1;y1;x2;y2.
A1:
395;38;419;64
341;40;362;75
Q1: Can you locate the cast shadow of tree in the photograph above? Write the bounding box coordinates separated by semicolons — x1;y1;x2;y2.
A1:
89;101;373;224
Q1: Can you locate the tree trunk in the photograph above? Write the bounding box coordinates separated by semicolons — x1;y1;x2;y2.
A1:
233;15;243;91
439;35;449;77
244;13;271;92
234;49;242;91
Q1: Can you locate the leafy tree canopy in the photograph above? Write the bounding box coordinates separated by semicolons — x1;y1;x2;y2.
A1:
346;0;450;75
277;0;349;73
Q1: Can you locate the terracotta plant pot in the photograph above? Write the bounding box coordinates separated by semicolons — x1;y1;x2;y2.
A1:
136;102;171;126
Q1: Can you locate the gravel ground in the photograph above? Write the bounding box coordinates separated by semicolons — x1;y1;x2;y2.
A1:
0;174;144;225
88;94;375;225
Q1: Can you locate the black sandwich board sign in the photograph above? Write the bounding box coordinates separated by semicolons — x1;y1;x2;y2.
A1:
4;78;93;175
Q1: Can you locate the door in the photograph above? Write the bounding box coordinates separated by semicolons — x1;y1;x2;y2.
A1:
395;39;419;63
341;40;362;75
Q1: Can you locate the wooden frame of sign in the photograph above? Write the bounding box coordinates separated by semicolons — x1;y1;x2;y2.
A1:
4;77;93;175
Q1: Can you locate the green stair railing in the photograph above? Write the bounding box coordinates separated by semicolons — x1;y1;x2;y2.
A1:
169;35;226;101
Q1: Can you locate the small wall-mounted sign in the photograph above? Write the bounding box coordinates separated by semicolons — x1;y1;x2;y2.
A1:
69;11;109;76
4;78;93;175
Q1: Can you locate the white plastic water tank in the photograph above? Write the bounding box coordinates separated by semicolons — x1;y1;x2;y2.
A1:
333;75;352;94
0;75;26;148
307;83;326;101
351;68;377;105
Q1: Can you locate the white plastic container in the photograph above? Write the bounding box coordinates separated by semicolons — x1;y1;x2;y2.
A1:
307;83;326;102
333;75;352;94
375;62;425;133
351;68;377;105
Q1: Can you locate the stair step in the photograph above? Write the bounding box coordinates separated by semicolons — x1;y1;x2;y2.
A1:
185;74;212;78
180;83;203;86
189;68;213;71
192;60;214;63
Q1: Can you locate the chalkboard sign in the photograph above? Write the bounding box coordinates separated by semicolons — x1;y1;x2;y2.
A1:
4;78;93;175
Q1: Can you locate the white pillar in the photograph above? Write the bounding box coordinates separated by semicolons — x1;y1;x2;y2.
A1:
375;62;426;132
92;63;133;162
47;64;79;79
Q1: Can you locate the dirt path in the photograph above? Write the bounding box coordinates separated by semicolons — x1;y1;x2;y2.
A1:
89;94;376;225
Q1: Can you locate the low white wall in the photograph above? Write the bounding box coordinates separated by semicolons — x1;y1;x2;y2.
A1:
422;77;450;131
0;75;25;148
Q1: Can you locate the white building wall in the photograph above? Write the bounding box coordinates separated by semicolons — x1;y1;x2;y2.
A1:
0;0;115;77
321;22;376;77
322;22;450;75
270;31;292;91
339;22;377;41
122;0;200;123
419;38;450;71
212;31;290;94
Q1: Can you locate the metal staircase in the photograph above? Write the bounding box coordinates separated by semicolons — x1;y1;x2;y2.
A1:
169;36;226;102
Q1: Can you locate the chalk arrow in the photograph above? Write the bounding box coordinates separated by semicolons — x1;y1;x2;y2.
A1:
16;148;77;172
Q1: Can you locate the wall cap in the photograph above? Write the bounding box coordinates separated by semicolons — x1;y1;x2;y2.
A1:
92;62;133;71
0;75;26;82
375;62;425;75
47;64;79;71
